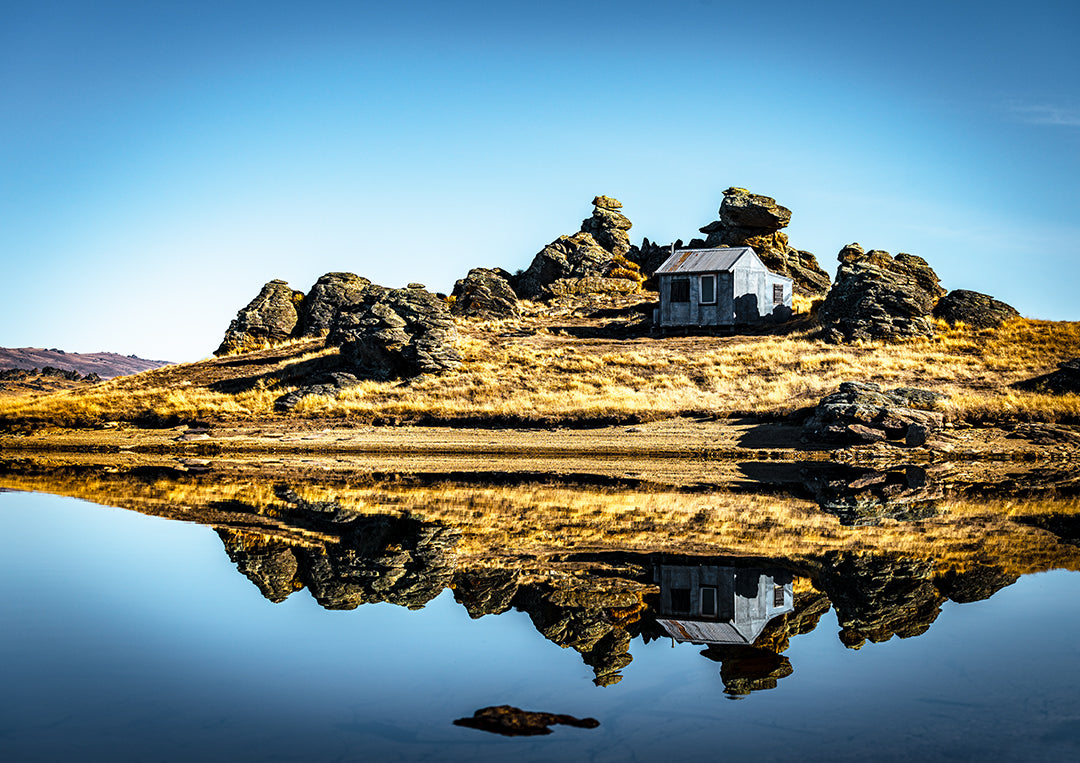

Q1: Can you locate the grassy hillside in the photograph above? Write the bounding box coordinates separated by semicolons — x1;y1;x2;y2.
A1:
1;296;1077;430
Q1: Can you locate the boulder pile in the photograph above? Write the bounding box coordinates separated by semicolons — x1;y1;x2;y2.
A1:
695;188;831;295
818;245;944;343
803;381;946;446
450;267;519;319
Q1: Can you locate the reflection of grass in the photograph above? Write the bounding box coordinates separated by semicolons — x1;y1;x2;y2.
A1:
1;316;1077;428
3;468;1077;577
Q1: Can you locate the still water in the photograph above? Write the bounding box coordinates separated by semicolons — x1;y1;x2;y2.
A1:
2;474;1080;762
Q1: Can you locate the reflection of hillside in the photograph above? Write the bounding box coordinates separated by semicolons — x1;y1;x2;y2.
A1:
3;458;1080;689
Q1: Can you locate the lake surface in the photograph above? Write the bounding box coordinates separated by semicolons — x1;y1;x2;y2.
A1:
2;460;1080;761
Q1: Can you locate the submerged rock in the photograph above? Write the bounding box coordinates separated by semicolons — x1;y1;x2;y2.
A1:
215;279;305;356
933;289;1020;329
819;244;944;343
453;705;599;737
328;285;462;379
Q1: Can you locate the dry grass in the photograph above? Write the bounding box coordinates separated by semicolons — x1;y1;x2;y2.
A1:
1;314;1077;428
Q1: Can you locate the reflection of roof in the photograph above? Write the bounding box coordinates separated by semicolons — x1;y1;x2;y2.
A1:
658;618;758;645
655;247;752;275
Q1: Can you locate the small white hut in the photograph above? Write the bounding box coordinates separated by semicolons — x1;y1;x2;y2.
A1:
655;246;793;329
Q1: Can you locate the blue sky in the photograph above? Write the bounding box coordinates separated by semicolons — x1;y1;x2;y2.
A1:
2;1;1078;361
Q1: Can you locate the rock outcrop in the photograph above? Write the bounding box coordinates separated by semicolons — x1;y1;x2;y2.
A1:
803;382;946;446
819;244;944;343
514;196;641;300
580;195;632;257
933;289;1020;329
450;268;519;319
215;279;305;356
328;285;462;379
1012;358;1080;395
295;272;372;337
696;188;831;295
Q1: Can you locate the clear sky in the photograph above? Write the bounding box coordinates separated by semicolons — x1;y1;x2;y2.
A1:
2;0;1078;362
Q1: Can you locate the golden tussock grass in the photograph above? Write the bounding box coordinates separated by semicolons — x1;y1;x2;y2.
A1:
0;316;1077;428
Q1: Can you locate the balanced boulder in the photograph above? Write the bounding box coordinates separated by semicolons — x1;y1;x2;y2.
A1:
580;195;632;257
803;381;945;445
328;285;461;379
819;245;944;343
295;272;372;337
933;289;1019;329
697;188;831;296
450;268;519;319
215;279;304;356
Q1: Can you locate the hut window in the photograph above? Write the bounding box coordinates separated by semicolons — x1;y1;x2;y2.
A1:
773;284;785;305
700;586;718;618
671;587;691;614
670;278;690;303
774;584;785;607
700;275;716;304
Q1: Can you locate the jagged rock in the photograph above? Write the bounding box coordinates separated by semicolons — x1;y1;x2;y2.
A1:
627;237;677;277
1012;359;1080;395
295;273;372;337
452;568;520;618
933;289;1020;329
450;268;519;319
215;279;304;356
514;232;615;299
803;381;945;445
218;530;300;603
453;706;599;737
580;195;633;257
696;188;830;296
819;244;945;343
328;286;461;379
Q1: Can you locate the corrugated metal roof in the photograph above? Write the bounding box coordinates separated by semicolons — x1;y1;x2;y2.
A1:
655;247;752;274
657;618;753;645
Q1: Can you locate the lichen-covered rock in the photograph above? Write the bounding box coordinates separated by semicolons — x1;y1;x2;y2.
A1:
697;188;831;296
580;195;633;257
328;285;461;379
214;279;304;356
1012;358;1080;395
819;244;945;343
514;231;618;299
295;272;372;337
933;289;1020;329
450;268;519;318
803;381;945;445
544;276;641;297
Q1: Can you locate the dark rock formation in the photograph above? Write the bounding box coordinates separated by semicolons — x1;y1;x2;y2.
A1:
215;279;305;356
934;289;1020;329
295;272;372;338
696;188;831;296
803;382;946;445
802;464;943;526
1012;359;1080;395
701;645;794;696
452;568;521;618
328;285;461;379
514;196;641;299
218;530;301;603
626;237;678;278
453;705;599;737
936;564;1019;604
273;371;359;412
819;244;944;343
580;195;632;257
450;268;519;319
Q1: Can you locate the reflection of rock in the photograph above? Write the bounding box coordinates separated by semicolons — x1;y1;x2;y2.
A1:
450;268;519;319
936;564;1019;604
701;645;793;696
215;279;305;356
815;552;944;649
453;705;599;736
819;244;944;343
328;285;462;379
934;289;1019;329
452;568;520;618
218;530;300;603
803;381;945;445
1013;359;1080;396
696;188;831;296
802;464;944;526
295;272;372;338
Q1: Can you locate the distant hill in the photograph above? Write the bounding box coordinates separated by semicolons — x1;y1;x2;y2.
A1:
0;348;171;379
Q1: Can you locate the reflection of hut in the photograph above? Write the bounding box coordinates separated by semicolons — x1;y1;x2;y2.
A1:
655;246;793;329
655;565;794;645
